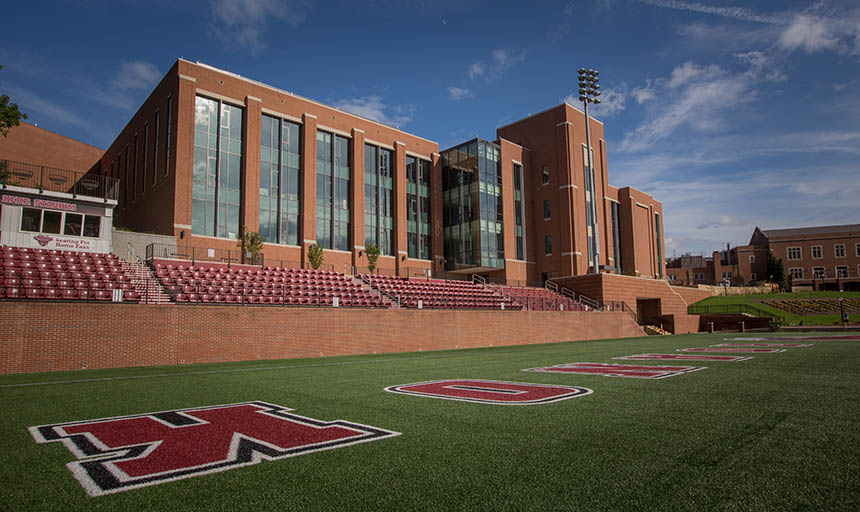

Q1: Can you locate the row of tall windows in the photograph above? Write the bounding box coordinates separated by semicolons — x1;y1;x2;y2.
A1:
260;115;301;245
192;96;243;239
365;145;393;255
406;156;431;259
316;132;350;250
117;95;172;209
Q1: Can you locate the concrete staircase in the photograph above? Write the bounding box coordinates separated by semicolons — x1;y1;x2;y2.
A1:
121;260;172;304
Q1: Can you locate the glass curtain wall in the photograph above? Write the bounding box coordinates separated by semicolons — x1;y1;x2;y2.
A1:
192;95;243;239
441;139;503;270
407;156;431;259
260;115;301;245
365;145;393;255
316;132;350;250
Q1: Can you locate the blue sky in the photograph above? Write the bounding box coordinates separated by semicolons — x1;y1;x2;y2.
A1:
2;0;858;257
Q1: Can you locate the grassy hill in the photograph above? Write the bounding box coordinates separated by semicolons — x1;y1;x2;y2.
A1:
690;291;860;326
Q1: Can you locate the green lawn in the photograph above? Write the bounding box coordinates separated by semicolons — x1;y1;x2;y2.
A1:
2;334;859;511
692;291;860;325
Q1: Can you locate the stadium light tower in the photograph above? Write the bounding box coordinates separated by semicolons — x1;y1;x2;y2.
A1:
578;68;601;274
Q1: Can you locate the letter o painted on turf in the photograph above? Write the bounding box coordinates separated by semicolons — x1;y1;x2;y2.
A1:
384;379;592;405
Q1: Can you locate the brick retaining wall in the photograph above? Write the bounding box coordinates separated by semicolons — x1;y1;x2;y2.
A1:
0;303;645;374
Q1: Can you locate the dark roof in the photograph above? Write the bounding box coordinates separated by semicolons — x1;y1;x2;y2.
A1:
761;224;860;239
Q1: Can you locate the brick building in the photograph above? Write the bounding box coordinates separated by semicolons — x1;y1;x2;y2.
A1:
86;59;665;286
667;224;860;291
745;225;860;291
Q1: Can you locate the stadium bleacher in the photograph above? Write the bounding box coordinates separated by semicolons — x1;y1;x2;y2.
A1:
150;260;390;307
500;285;585;312
0;246;143;302
361;274;522;310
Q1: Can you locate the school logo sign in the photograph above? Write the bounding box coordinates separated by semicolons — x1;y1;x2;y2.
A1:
29;401;399;496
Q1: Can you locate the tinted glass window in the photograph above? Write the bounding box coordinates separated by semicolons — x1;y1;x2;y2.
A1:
64;213;83;236
43;211;62;234
21;208;41;232
83;215;101;238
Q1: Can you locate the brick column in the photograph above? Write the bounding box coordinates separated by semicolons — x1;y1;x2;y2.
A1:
300;113;318;268
241;96;262;234
351;128;366;271
173;72;197;240
393;141;408;276
430;152;443;275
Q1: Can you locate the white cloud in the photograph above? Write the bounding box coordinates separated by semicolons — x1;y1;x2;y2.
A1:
448;86;473;102
468;48;526;82
6;87;108;142
112;60;161;91
637;0;784;25
563;86;627;118
777;14;839;53
619;52;785;153
332;96;414;128
631;83;656;104
209;0;311;52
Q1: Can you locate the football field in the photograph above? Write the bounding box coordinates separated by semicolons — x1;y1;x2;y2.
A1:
2;332;859;511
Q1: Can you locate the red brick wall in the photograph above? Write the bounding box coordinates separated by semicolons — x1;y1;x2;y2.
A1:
0;303;645;374
0;122;104;173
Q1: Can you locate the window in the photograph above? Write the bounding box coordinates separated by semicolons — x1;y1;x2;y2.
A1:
543;200;551;219
721;271;733;279
143;123;149;193
513;163;525;260
836;266;849;278
132;133;138;201
165;95;172;176
610;201;621;274
83;216;100;238
812;245;822;259
545;235;552;255
192;96;243;239
63;213;83;236
813;267;825;279
751;272;757;281
856;243;860;257
405;155;430;259
787;247;802;260
42;211;62;234
749;255;755;263
260;114;301;246
153;110;159;182
20;208;41;232
835;244;846;258
316;131;350;250
789;268;804;280
541;165;550;185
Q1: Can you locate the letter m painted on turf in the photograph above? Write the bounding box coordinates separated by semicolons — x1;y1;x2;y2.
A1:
29;401;399;496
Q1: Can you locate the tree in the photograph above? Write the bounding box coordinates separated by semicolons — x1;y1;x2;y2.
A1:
237;228;263;265
365;243;380;274
1;65;27;138
766;250;786;291
307;243;324;270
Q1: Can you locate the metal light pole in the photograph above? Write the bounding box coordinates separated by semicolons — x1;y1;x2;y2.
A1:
578;68;601;274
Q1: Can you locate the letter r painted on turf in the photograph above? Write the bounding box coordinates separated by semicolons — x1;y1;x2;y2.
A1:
29;401;400;496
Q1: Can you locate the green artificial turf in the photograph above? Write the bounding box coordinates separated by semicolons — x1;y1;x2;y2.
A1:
1;333;859;511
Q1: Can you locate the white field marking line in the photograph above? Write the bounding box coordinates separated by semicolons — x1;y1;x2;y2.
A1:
0;354;458;389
